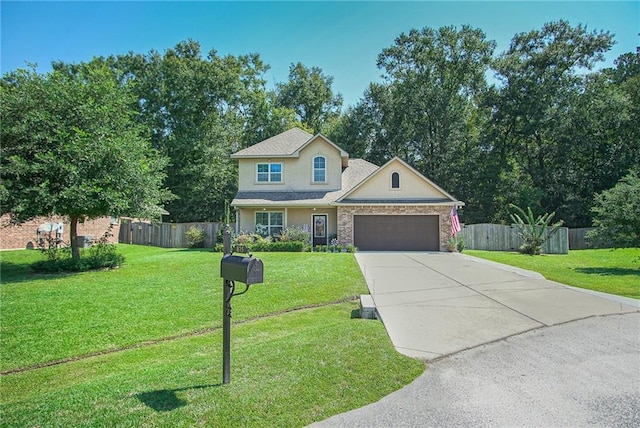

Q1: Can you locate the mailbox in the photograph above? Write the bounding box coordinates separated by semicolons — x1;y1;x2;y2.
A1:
220;254;264;285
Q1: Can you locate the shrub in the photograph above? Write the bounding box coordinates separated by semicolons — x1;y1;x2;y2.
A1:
185;227;207;248
36;230;68;261
587;169;640;249
267;241;306;252
509;204;563;255
346;244;358;253
278;225;310;244
32;225;124;273
447;236;465;252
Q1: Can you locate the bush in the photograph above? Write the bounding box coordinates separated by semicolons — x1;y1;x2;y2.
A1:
32;225;124;273
447;236;465;252
185;227;207;248
36;230;68;261
587;169;640;249
32;247;124;273
250;240;307;252
278;225;310;243
231;228;313;252
509;204;563;255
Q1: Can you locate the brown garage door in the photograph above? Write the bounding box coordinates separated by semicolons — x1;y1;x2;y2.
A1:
354;215;440;251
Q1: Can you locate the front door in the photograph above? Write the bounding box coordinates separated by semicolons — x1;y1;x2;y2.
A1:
312;214;328;247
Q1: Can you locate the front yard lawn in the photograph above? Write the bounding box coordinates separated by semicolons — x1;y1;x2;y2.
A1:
1;246;366;372
466;248;640;299
0;245;424;426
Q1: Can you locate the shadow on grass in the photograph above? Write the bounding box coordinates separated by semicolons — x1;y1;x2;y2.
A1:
573;267;640;277
137;384;221;412
0;260;95;284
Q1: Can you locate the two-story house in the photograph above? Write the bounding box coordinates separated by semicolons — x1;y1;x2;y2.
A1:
231;128;464;251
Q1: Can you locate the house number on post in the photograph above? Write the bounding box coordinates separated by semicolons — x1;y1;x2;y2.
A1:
219;225;264;384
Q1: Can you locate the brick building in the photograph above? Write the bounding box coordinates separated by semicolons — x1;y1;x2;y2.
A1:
0;215;120;250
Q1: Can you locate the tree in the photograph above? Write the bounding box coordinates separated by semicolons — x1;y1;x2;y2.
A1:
587;169;640;248
276;62;343;133
490;21;614;225
1;63;171;260
113;41;299;222
335;25;497;222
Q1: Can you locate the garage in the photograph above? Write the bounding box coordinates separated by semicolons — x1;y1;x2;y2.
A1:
353;215;440;251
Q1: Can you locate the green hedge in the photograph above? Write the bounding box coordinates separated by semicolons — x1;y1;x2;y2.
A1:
250;241;308;252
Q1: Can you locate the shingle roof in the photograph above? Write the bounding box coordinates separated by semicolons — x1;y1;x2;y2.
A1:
231;128;313;158
341;159;379;192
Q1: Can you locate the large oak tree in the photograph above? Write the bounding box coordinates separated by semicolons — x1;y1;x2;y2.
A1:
1;62;172;259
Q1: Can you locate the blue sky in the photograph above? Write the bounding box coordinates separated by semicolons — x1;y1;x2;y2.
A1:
2;1;638;108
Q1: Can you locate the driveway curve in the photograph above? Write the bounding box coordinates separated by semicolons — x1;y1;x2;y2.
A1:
310;252;639;427
313;312;640;427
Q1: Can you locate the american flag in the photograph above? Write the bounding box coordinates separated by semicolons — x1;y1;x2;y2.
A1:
450;206;461;236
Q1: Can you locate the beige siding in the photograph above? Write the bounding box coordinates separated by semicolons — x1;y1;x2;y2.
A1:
238;207;337;236
236;137;343;192
347;159;446;200
296;137;343;190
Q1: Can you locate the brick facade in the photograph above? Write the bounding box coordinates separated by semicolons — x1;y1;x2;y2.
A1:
0;215;119;250
337;205;453;251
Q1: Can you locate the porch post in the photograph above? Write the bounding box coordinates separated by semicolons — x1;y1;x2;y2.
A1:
284;207;288;229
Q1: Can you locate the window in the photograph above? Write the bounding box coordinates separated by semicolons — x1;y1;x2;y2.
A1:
313;156;326;183
391;171;400;189
255;211;284;237
257;163;282;183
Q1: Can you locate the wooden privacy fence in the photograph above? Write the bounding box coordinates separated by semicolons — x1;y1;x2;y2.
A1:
458;223;569;254
118;219;229;248
568;228;596;250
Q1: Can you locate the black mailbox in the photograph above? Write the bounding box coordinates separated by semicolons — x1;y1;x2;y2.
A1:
220;254;264;285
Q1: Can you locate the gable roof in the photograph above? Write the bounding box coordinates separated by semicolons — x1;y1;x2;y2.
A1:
231;127;349;166
337;156;464;205
232;128;313;158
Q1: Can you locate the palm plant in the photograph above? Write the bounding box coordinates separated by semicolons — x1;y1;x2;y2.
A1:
509;204;563;255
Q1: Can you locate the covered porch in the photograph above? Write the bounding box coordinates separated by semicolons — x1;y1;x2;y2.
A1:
235;207;338;247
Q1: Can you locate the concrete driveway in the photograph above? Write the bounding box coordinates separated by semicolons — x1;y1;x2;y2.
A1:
310;252;640;427
353;252;638;360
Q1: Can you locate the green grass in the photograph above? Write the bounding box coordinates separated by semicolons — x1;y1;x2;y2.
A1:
1;246;367;372
466;248;640;299
0;245;424;426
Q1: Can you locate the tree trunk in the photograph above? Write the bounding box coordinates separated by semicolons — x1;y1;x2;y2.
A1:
70;215;80;260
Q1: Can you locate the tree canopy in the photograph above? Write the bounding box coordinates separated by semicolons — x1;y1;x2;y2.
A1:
1;62;172;258
3;22;638;236
331;21;638;228
276;62;343;133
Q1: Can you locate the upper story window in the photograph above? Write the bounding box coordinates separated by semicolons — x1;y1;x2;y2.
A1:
257;163;282;183
313;156;326;183
391;171;400;189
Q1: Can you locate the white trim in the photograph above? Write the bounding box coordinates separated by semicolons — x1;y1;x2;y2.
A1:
311;213;329;246
312;155;327;184
255;162;284;184
255;210;285;236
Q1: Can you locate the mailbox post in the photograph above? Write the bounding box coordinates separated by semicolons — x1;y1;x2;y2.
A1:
220;225;263;384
